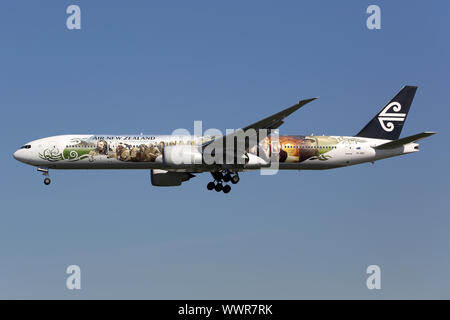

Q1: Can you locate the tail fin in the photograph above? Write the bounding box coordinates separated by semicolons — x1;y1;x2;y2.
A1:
356;86;418;140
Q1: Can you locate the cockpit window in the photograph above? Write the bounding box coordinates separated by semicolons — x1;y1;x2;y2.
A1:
20;145;31;149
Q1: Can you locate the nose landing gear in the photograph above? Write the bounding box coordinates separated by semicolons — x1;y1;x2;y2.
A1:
38;168;51;185
206;170;239;193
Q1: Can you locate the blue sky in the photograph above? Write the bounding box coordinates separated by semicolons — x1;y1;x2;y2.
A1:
1;0;449;299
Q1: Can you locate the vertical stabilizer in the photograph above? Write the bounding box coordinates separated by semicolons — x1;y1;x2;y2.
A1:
356;86;417;140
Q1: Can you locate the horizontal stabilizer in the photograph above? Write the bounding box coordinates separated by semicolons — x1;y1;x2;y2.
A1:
374;131;436;150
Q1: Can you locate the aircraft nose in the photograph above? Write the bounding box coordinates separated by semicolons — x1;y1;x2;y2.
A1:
13;149;25;162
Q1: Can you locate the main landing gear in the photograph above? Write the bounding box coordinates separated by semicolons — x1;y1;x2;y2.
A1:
38;168;51;185
207;170;239;193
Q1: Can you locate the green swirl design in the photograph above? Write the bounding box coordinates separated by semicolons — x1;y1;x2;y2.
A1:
64;149;91;161
39;148;91;162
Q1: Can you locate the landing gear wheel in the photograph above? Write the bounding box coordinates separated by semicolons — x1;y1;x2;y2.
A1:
44;177;51;185
210;171;223;182
231;174;240;184
223;173;232;182
222;185;231;194
207;182;215;190
214;183;223;192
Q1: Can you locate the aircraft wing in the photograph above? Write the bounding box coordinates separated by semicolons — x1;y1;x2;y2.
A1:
203;97;317;158
240;97;318;132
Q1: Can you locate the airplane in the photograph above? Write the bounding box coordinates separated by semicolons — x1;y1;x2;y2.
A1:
13;86;434;193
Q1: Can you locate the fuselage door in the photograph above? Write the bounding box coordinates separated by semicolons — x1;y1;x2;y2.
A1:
41;140;63;163
48;141;61;158
345;143;353;155
270;139;280;160
48;141;58;151
344;142;353;165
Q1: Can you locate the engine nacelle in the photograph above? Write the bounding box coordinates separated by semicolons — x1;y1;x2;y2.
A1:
243;153;270;169
163;145;202;168
150;169;195;187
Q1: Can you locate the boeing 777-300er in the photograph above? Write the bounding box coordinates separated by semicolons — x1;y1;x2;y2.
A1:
13;86;434;193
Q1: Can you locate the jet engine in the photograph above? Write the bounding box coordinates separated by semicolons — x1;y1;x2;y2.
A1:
243;153;270;169
150;169;195;187
163;145;203;168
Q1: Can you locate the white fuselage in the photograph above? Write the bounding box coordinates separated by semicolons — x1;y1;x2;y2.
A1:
13;134;419;171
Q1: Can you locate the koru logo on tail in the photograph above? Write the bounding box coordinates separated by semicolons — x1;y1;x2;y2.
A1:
377;101;406;132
